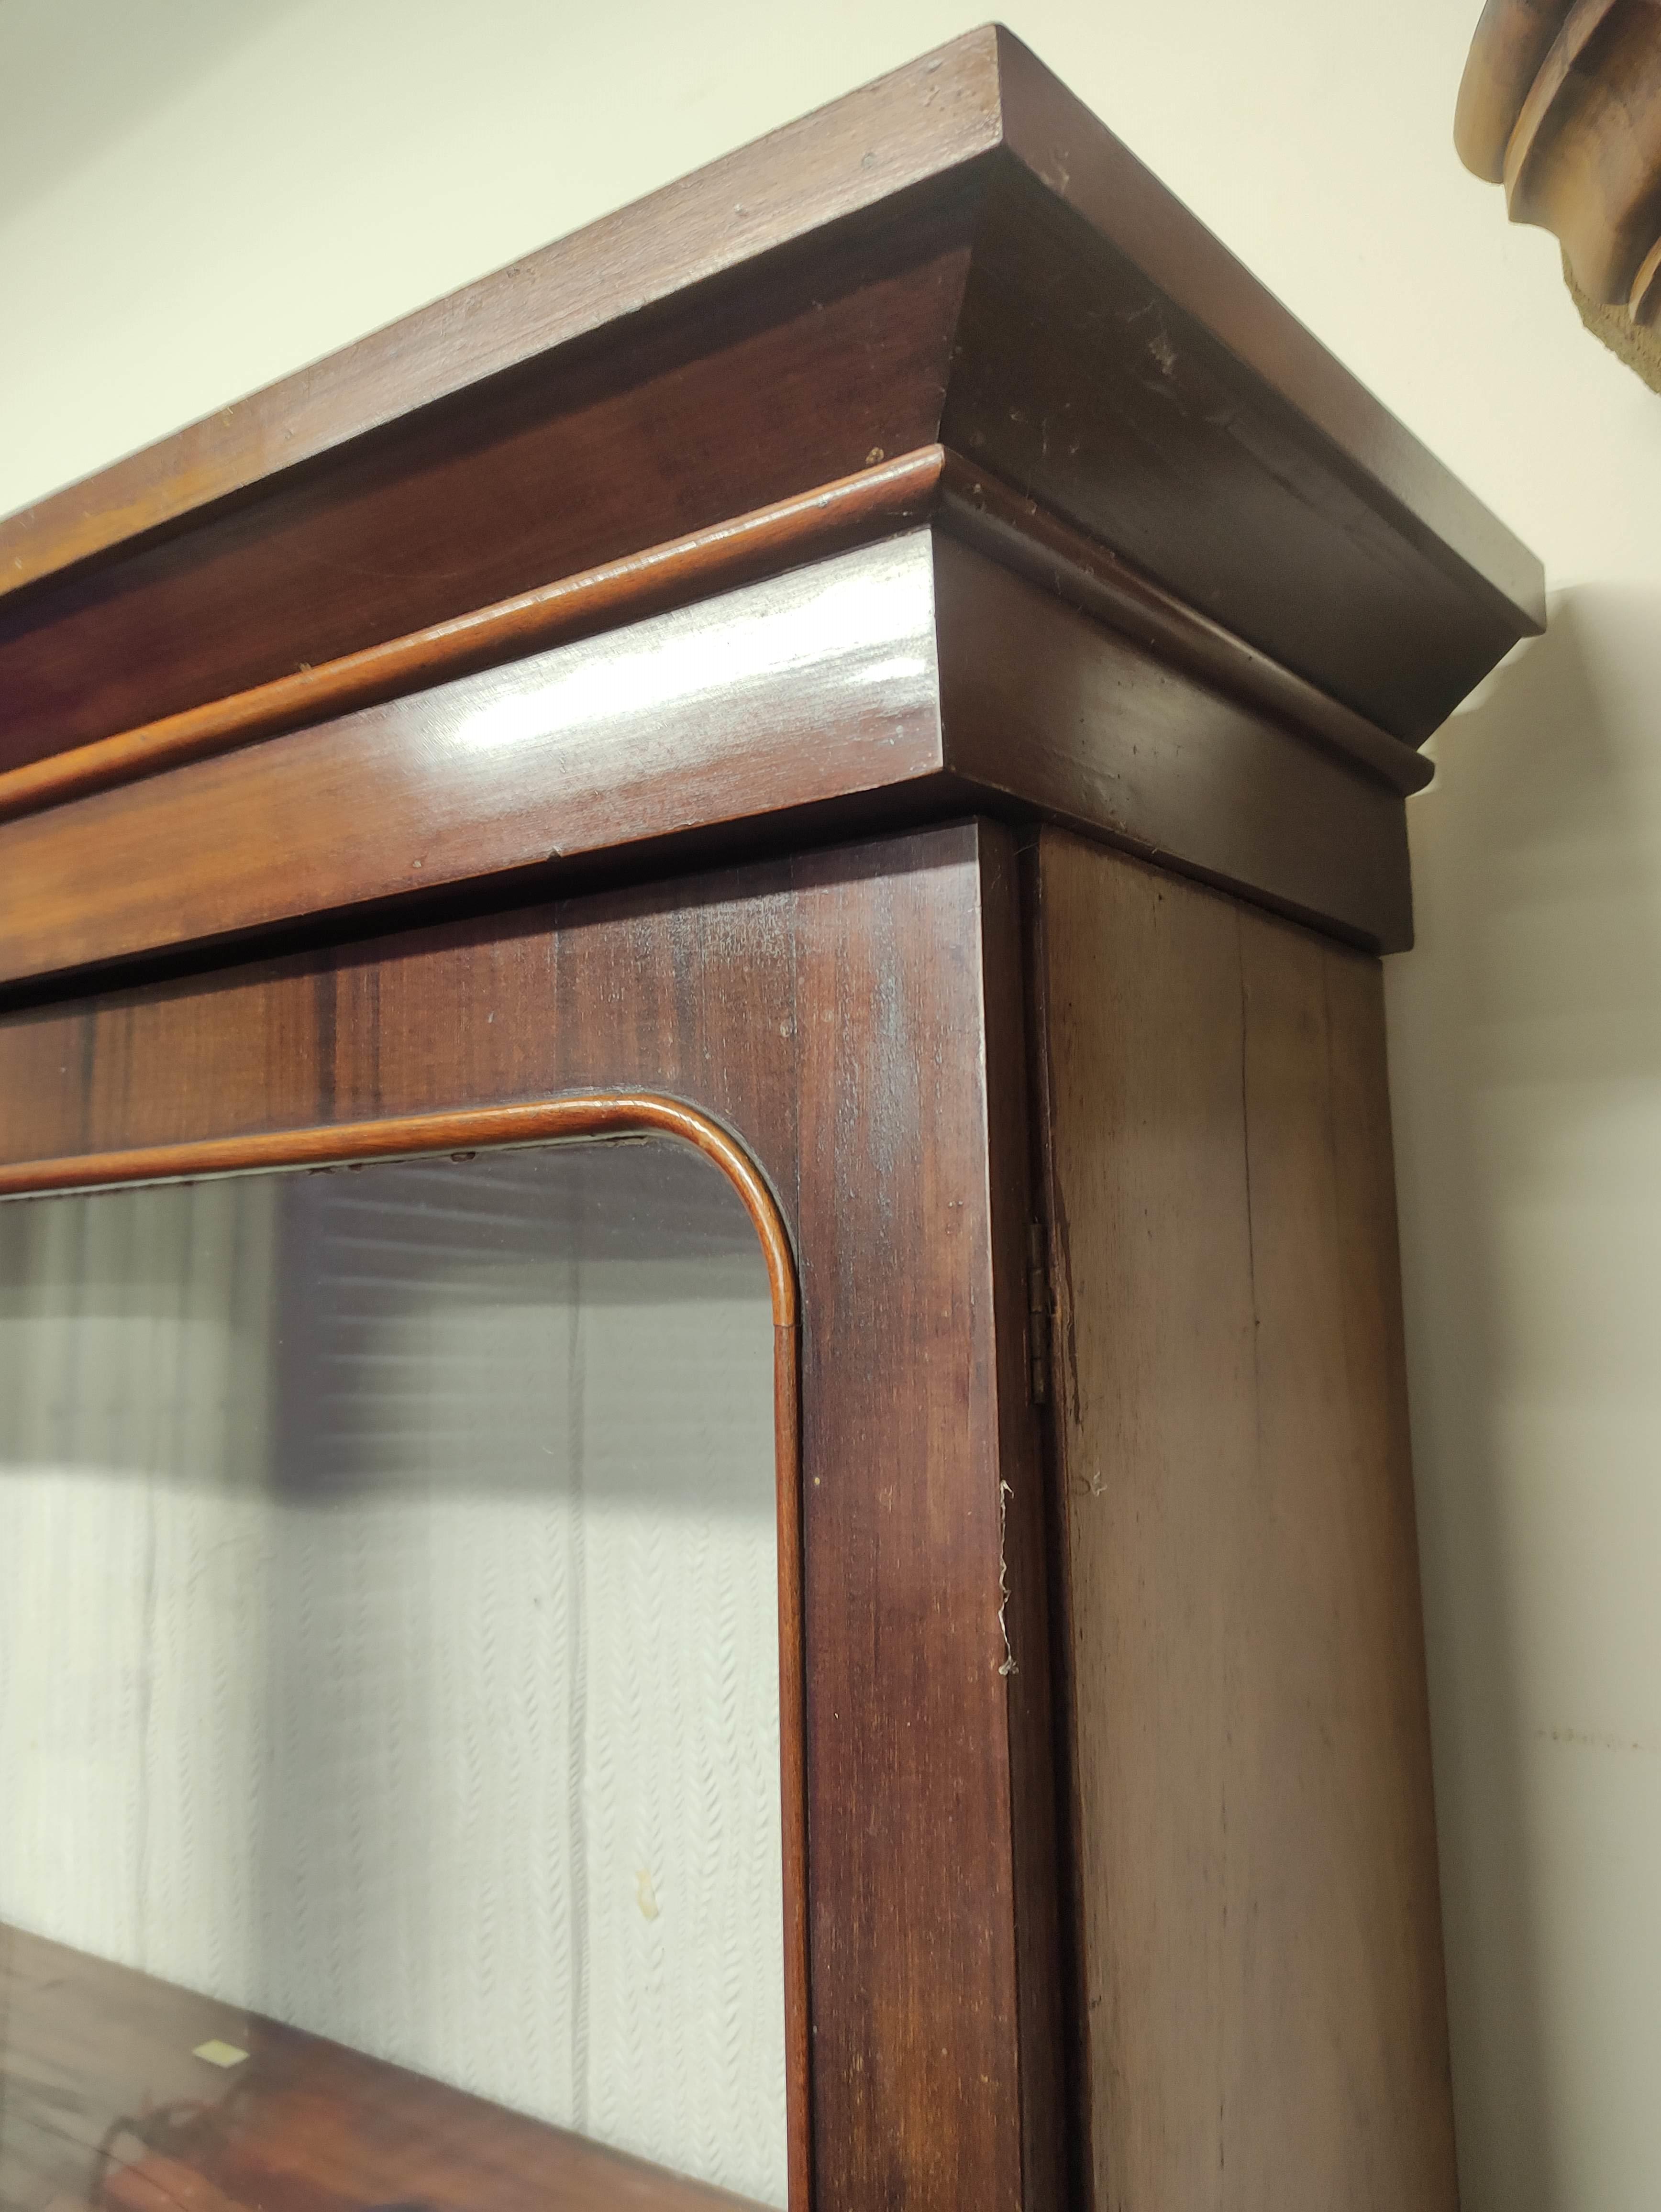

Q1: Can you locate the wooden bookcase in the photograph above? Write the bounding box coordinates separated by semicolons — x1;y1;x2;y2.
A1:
0;27;1540;2212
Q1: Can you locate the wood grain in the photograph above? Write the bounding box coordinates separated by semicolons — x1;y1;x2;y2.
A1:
0;197;975;767
0;1093;794;1317
1458;0;1661;349
972;824;1066;2212
0;819;1060;2210
937;455;1432;800
0;535;948;988
932;535;1415;951
0;519;1429;993
0;447;1434;831
0;30;1540;769
0;450;945;825
0;1923;765;2212
0;40;1004;601
1033;828;1457;2210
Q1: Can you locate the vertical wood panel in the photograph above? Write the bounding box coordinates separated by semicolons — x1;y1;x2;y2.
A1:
787;828;1034;2208
1036;827;1456;2211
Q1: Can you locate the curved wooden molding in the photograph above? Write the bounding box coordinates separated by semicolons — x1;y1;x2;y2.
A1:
0;1090;797;1316
0;1086;810;2212
936;457;1433;797
0;451;945;825
0;27;1541;775
1456;0;1578;177
1458;0;1661;363
0;446;1428;836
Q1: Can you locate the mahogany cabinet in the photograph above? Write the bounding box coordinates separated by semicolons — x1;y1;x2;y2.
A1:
0;27;1541;2212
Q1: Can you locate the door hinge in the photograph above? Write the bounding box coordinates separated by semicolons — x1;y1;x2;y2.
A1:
1027;1219;1051;1406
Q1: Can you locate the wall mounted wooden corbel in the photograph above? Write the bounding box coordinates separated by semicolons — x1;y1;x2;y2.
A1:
0;25;1543;2212
1458;0;1661;390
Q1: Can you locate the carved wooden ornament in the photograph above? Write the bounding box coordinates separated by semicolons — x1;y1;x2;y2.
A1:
1457;0;1661;387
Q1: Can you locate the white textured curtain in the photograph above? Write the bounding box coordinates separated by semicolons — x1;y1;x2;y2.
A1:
0;1144;786;2205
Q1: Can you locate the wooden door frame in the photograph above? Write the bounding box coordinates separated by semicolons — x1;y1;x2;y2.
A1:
0;818;1062;2212
0;1090;812;2211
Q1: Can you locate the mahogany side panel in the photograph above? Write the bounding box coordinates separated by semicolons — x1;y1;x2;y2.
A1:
1033;828;1457;2210
0;820;1057;2212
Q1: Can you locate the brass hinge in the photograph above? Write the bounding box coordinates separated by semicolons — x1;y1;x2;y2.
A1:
1027;1219;1051;1406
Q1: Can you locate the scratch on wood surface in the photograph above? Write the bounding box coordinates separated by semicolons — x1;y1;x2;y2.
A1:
997;1479;1018;1676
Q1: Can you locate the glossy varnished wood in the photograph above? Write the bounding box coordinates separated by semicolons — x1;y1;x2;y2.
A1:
1;1924;764;2212
0;523;1426;992
1032;829;1457;2210
937;456;1432;800
0;537;946;988
0;1093;794;1316
0;448;1431;831
0;28;1539;768
0;820;1060;2212
0;451;946;824
0;43;1003;599
932;536;1415;949
0;195;975;769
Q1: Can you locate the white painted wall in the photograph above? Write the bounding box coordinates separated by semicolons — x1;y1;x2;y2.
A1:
3;2;1659;2203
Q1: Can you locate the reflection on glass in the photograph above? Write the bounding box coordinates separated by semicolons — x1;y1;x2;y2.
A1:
0;1139;784;2210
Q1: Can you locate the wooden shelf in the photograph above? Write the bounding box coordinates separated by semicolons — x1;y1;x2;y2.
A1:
0;1923;761;2212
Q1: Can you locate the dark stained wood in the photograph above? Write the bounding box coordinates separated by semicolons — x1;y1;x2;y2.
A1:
939;142;1532;745
972;829;1068;2212
0;818;1059;2212
0;41;1004;598
0;1094;794;1319
932;535;1415;951
0;520;1431;993
1032;828;1457;2209
0;447;1434;832
0;25;1522;2196
0;197;976;767
0;535;948;989
936;454;1432;798
782;824;1047;2208
0;450;946;825
0;1922;765;2212
0;29;1539;769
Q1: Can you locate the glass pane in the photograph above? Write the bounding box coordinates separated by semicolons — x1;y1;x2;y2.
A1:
0;1138;786;2210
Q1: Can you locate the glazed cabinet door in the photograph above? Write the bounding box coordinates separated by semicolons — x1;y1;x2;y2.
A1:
0;821;1060;2212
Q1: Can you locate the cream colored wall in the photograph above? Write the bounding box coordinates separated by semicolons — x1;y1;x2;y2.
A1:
3;2;1659;2204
